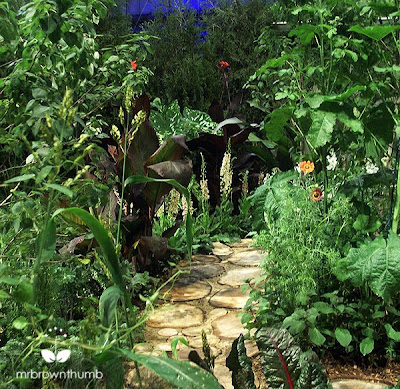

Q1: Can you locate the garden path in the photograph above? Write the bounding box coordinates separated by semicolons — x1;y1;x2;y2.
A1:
129;240;387;389
142;239;263;389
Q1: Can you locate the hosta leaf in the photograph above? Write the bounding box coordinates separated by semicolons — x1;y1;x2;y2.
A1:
119;349;222;389
343;232;400;301
349;25;400;41
308;111;336;148
255;327;301;389
335;328;352;347
226;334;256;389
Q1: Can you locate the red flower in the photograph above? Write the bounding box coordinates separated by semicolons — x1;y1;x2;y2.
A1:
130;61;138;71
310;188;323;202
218;61;231;71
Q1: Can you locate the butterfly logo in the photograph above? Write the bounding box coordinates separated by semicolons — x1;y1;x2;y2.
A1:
41;349;71;363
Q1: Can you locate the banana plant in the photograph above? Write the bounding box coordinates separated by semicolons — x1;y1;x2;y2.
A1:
107;94;193;270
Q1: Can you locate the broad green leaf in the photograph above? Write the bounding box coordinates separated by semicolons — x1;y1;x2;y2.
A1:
309;327;326;346
13;280;33;304
343;232;400;301
306;86;366;109
337;112;363;134
296;350;330;388
99;286;123;327
263;107;294;142
360;337;374;355
0;290;10;299
349;24;400;41
288;24;317;45
125;176;192;262
52;208;124;291
4;174;35;184
308;111;336;148
385;324;400;342
0;277;19;285
215;117;244;132
255;327;301;388
13;316;28;330
118;349;222;389
44;183;74;198
334;328;352;347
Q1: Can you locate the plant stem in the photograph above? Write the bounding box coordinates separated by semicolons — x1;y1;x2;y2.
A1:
321;148;328;214
392;145;400;234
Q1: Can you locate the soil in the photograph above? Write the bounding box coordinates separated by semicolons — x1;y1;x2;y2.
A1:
323;355;400;386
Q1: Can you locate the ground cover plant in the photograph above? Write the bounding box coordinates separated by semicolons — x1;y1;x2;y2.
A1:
2;0;400;387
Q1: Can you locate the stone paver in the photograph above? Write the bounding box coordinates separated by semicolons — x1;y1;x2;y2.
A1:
147;304;204;328
212;242;233;257
192;254;221;263
209;288;250;309
332;380;386;389
219;267;262;287
228;250;265;267
161;280;211;302
144;240;263;388
211;311;247;340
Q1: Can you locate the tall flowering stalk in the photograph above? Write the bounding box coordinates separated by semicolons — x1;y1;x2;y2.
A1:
220;145;233;201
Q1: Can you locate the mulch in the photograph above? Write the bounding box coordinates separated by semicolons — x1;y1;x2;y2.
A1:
323;355;400;386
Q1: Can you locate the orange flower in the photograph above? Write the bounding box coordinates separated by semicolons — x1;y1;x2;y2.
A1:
218;61;231;71
299;160;315;174
130;61;138;71
310;188;323;202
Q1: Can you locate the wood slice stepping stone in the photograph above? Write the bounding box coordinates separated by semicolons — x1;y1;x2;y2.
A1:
157;328;178;337
182;326;212;337
332;381;387;389
180;264;224;281
244;340;259;357
209;308;228;319
209;288;250;309
219;267;262;287
212;242;233;257
212;312;246;340
161;280;211;302
147;304;204;329
213;363;234;389
228;250;264;267
154;343;173;352
192;254;220;263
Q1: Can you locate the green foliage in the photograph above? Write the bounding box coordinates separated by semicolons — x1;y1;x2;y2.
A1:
337;232;400;301
143;0;282;112
150;99;217;142
226;334;256;389
254;327;330;389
